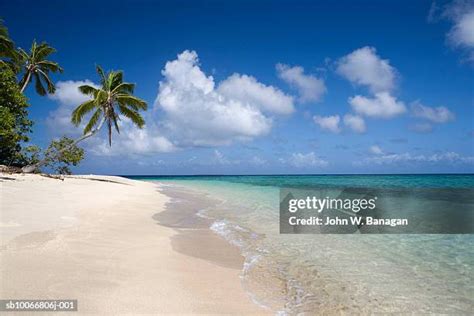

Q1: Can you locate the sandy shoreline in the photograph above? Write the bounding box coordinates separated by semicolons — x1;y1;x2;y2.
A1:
0;173;269;314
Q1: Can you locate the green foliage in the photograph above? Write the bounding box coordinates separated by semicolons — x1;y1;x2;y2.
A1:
18;40;63;94
43;137;84;174
0;66;33;166
21;145;41;165
0;20;19;73
72;65;147;146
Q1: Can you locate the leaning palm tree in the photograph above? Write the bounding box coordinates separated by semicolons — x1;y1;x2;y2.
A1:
21;65;147;173
18;40;63;94
71;65;147;146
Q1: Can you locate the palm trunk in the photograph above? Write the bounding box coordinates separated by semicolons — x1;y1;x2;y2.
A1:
20;70;32;93
21;118;106;173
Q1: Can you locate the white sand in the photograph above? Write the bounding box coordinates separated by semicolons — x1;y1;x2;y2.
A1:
0;173;268;314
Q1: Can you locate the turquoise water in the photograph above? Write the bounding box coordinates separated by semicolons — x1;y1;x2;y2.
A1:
129;175;474;314
129;174;474;188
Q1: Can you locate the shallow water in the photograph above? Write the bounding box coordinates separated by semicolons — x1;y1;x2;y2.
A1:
132;175;474;314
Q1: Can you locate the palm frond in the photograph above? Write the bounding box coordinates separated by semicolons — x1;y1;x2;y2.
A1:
0;19;8;37
37;69;55;94
117;94;147;110
83;108;103;135
109;71;123;91
112;82;134;94
96;65;106;86
16;47;28;61
71;100;96;125
112;112;120;134
30;40;37;59
33;72;47;96
78;84;98;96
0;20;14;58
35;42;56;60
118;104;145;128
38;60;63;73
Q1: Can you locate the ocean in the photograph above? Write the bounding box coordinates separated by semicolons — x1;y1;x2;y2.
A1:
128;174;474;314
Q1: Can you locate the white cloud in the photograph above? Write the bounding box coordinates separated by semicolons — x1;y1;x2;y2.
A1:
336;46;396;93
288;152;328;168
313;115;341;133
89;120;176;156
349;92;406;119
47;80;98;134
276;63;326;103
411;101;455;123
449;11;474;48
218;73;294;114
343;114;366;133
443;1;474;60
48;80;97;106
360;151;474;165
155;50;293;146
47;80;176;155
369;145;384;155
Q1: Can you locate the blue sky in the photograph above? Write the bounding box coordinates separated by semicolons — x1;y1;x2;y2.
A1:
2;0;473;174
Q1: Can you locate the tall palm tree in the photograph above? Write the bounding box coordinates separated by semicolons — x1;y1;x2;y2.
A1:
21;65;148;173
18;40;63;94
71;65;147;146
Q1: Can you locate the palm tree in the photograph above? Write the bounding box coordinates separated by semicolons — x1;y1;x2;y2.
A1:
18;40;63;94
21;65;147;173
72;65;147;145
0;19;18;72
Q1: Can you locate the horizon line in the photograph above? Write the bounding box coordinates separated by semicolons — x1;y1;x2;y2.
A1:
119;173;474;177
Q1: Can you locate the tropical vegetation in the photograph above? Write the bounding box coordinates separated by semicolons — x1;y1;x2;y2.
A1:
18;40;63;94
0;66;33;166
0;18;147;174
72;65;147;145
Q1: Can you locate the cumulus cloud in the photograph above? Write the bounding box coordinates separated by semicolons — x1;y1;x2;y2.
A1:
411;101;455;123
343;114;366;133
47;80;98;134
313;115;341;133
369;145;384;155
155;50;293;146
218;73;294;114
276;63;326;103
360;151;474;165
47;80;176;156
89;120;176;156
442;0;474;61
288;152;328;168
349;92;406;119
336;46;397;93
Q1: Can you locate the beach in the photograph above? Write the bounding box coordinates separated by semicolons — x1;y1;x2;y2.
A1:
0;173;269;314
1;173;473;315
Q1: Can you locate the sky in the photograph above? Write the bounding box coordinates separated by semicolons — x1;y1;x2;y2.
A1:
1;0;473;175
